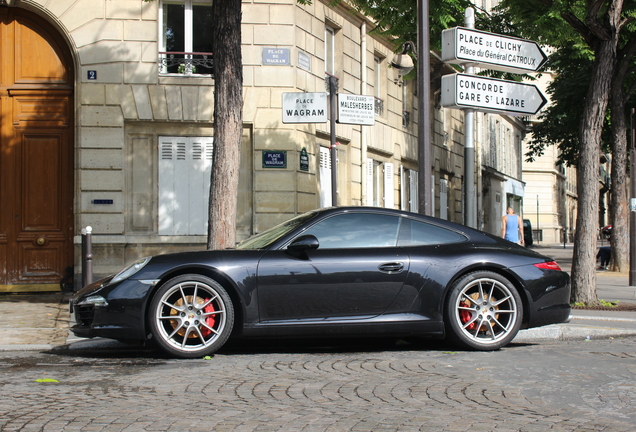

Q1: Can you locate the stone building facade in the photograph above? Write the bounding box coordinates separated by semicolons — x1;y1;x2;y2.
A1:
0;0;529;292
0;0;464;290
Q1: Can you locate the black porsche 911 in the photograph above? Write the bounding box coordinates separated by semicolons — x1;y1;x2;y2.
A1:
71;207;570;358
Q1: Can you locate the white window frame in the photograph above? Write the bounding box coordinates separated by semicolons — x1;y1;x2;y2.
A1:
400;166;419;212
325;26;335;75
158;0;212;75
367;158;394;208
158;136;213;235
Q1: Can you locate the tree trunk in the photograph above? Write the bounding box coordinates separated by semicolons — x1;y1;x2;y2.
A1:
570;39;616;304
208;0;243;250
608;38;636;272
609;82;629;272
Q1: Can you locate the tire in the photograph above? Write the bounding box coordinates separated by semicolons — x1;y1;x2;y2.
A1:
444;271;522;350
149;274;234;358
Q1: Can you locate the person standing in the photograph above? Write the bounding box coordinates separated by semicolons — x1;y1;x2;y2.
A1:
502;207;524;245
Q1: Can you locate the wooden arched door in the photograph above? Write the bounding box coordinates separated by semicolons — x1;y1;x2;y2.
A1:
0;8;74;292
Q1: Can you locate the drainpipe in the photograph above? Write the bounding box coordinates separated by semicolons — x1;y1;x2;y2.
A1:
361;22;368;206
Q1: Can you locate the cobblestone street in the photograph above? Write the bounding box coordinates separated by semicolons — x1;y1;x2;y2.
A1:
1;337;635;431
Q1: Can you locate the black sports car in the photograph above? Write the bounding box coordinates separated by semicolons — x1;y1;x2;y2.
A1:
71;207;570;358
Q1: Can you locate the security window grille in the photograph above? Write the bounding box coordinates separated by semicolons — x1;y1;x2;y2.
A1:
158;136;213;235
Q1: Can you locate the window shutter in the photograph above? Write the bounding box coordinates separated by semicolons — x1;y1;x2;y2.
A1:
366;158;374;206
319;146;332;207
440;178;448;220
188;138;213;235
400;166;406;211
383;162;394;208
159;136;213;235
409;170;418;213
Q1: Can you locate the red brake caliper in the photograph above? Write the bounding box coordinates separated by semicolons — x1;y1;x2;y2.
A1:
200;299;216;337
459;301;477;330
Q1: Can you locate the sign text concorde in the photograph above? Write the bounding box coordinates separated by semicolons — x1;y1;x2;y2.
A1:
441;27;548;73
441;73;547;115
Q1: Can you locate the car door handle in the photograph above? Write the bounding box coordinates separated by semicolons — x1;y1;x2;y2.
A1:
378;262;404;273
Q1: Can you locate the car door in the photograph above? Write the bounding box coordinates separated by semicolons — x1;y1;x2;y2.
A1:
256;212;410;322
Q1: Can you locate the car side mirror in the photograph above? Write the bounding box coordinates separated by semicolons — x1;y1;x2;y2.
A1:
288;234;319;252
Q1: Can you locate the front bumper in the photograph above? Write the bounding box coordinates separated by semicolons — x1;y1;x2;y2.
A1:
70;278;154;341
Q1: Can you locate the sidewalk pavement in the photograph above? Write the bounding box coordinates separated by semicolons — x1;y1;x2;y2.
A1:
1;244;635;351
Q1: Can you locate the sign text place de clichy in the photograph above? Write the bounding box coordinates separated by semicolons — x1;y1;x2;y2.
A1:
441;73;547;115
442;27;547;73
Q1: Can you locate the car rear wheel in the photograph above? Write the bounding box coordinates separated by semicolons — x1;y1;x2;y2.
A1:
445;271;522;350
149;274;234;358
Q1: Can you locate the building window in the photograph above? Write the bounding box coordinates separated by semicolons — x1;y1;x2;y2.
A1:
158;136;213;235
325;26;335;75
400;166;418;213
367;159;393;208
439;178;449;220
374;55;384;116
159;0;214;75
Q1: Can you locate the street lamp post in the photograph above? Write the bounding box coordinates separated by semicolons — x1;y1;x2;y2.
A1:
418;0;432;216
390;1;431;216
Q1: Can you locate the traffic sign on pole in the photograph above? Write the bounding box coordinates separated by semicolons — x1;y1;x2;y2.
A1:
282;92;327;123
441;73;548;115
337;94;375;125
441;27;548;73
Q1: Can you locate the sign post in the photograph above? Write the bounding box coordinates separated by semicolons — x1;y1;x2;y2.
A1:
441;27;548;73
441;73;548;116
441;10;548;228
282;92;327;124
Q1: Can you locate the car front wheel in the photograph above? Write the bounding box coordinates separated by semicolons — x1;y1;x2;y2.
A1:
149;274;234;358
445;271;522;350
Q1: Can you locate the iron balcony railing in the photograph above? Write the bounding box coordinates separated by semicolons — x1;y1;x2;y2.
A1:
158;52;214;76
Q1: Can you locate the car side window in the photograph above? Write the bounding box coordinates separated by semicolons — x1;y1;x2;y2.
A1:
303;213;400;249
398;218;466;246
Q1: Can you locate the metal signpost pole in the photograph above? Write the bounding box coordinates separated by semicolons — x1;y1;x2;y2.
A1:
329;75;338;207
463;8;476;228
440;13;547;230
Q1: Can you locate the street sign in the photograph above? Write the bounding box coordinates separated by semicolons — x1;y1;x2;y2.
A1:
282;92;327;123
441;27;548;73
337;94;375;125
441;73;548;115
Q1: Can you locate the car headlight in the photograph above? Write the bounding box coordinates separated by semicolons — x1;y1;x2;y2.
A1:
76;295;109;307
109;257;151;285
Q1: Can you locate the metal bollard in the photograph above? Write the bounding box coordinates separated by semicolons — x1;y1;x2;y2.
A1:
81;226;93;288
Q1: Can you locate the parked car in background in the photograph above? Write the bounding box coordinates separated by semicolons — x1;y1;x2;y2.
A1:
523;219;534;247
71;207;570;358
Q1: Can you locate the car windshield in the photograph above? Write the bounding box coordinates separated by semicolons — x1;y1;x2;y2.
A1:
236;211;319;250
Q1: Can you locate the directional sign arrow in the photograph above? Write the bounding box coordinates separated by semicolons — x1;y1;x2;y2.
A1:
442;27;548;73
441;73;548;115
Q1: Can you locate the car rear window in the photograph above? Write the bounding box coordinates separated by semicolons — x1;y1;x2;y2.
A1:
398;218;467;246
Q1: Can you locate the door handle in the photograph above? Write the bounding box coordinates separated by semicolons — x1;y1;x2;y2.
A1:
36;237;46;246
378;262;404;273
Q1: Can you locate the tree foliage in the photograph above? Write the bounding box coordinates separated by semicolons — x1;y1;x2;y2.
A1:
525;47;612;166
339;0;474;51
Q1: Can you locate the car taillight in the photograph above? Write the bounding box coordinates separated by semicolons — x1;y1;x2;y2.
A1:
534;261;562;271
